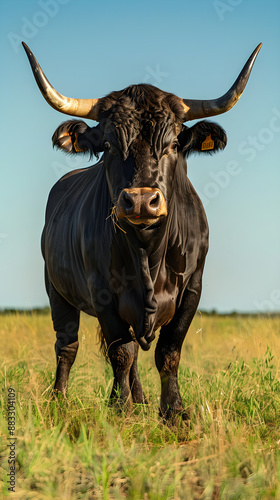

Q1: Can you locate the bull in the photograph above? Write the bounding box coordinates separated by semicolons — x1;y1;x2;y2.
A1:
23;42;261;418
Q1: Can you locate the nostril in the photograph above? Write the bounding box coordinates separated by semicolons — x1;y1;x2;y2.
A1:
149;193;159;207
123;192;133;209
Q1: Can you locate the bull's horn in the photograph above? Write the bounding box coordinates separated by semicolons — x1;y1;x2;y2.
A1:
182;43;262;121
22;42;99;121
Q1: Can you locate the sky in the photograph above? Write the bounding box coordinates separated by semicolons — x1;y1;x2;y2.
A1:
0;0;279;313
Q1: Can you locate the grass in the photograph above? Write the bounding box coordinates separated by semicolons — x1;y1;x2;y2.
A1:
1;312;280;499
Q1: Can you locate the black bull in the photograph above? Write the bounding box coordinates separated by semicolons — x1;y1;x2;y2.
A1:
23;43;261;417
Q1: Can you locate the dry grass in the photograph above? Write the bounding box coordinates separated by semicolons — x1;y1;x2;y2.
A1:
1;312;280;499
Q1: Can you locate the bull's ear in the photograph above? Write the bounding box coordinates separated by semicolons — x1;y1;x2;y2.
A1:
178;121;227;156
52;120;103;155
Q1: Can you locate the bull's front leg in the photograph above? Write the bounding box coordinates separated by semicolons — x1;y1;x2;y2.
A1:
95;297;136;408
108;339;146;406
46;275;80;396
155;269;203;419
108;340;136;408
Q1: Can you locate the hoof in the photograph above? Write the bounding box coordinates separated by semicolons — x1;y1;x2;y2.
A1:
132;394;148;405
108;395;133;412
52;388;67;400
160;405;193;423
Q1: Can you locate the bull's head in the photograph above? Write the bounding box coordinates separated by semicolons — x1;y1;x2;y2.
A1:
22;42;261;230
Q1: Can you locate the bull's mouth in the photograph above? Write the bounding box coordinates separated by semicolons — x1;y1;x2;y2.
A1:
124;215;166;230
126;216;161;227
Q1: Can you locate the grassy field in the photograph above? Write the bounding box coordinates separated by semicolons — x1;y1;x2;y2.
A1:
1;312;280;499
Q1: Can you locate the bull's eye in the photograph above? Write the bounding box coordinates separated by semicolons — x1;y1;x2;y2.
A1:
103;141;110;151
171;141;179;151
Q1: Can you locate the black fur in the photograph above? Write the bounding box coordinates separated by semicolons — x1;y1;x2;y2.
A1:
45;83;226;415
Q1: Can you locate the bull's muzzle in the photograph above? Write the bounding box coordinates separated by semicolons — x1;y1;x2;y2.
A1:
116;187;167;225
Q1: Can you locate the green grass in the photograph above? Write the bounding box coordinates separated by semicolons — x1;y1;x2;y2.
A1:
1;312;280;499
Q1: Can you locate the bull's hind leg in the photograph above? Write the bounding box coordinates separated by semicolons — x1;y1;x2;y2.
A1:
46;274;80;395
129;342;146;404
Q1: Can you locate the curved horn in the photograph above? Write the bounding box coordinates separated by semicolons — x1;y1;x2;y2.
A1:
22;42;99;121
181;43;262;121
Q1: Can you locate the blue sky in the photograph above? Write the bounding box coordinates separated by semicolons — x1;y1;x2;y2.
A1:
1;0;279;312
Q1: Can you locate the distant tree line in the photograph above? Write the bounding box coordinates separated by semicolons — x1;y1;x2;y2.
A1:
0;307;51;315
0;308;279;317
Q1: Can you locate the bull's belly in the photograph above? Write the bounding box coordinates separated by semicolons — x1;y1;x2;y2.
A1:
46;259;96;317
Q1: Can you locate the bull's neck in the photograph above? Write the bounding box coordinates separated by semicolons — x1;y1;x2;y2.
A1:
118;219;168;264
